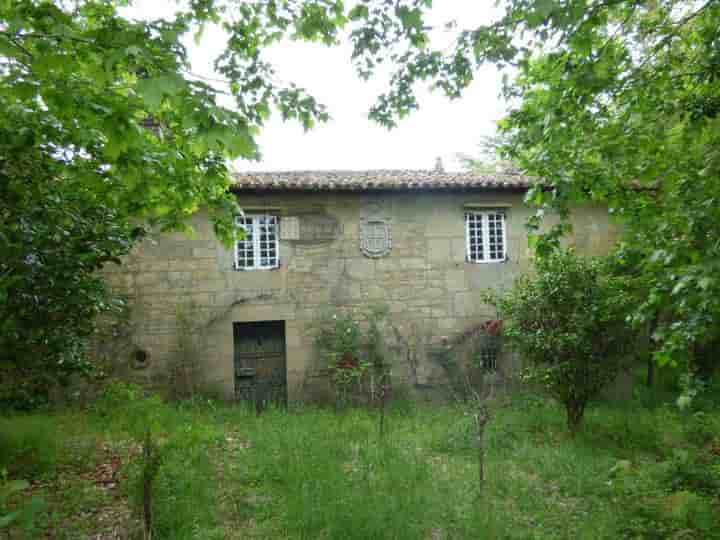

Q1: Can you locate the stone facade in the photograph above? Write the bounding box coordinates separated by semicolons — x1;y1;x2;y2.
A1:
100;187;619;401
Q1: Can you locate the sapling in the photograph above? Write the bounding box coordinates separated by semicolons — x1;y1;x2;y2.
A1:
468;371;498;492
141;428;162;540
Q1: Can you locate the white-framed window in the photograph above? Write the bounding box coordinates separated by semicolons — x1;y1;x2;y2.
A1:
465;210;507;263
235;214;279;270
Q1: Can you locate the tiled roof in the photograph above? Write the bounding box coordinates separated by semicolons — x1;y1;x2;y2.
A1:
230;169;532;191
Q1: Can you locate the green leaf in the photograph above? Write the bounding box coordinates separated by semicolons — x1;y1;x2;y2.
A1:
136;74;186;110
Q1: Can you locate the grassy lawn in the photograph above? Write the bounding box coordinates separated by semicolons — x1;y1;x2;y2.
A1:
2;386;719;539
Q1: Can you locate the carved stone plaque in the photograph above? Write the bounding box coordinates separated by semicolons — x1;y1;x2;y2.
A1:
360;219;392;258
297;214;341;243
280;216;300;240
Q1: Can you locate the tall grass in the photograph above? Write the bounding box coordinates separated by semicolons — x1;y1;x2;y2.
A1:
0;412;98;478
222;405;499;539
2;384;719;539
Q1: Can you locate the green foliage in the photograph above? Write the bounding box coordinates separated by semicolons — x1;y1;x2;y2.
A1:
457;134;520;175
315;310;371;393
0;135;135;408
3;0;717;407
0;469;45;536
0;412;98;483
0;1;419;400
92;381;168;439
488;249;634;432
314;306;389;405
0;415;60;478
351;0;720;377
505;0;720;373
664;448;720;498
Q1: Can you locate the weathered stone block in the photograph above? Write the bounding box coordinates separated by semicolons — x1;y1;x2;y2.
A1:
346;258;375;280
426;240;450;266
192;247;217;259
445;269;467;291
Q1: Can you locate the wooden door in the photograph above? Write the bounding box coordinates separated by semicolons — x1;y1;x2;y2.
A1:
233;321;287;406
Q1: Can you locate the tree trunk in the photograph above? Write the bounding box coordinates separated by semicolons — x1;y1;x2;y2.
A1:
379;395;385;439
566;401;585;435
646;316;659;387
142;434;154;539
142;430;161;540
477;432;484;488
693;339;718;381
474;405;490;491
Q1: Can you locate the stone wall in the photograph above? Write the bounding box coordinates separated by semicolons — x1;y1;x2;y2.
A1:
99;189;620;401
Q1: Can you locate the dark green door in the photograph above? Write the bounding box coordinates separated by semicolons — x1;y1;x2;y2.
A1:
233;321;287;406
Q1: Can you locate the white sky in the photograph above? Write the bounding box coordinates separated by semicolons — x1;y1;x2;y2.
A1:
125;2;508;172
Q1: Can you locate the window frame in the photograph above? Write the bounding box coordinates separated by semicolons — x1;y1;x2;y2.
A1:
234;214;280;271
465;209;508;264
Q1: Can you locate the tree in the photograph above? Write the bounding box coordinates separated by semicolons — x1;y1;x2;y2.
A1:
488;249;634;433
353;0;720;375
496;1;720;378
4;0;717;401
456;134;521;175
0;0;422;403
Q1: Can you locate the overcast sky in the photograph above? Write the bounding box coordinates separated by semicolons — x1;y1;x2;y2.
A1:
126;2;508;172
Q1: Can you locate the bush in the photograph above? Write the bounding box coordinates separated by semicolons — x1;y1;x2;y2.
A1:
664;449;720;498
684;411;719;446
488;249;634;433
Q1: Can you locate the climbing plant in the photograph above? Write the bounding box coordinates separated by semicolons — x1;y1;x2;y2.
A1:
314;306;390;408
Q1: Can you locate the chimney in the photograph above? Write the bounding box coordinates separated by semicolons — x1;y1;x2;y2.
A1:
434;156;444;173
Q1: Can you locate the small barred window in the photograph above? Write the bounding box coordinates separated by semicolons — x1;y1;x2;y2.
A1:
479;348;498;371
465;210;507;263
235;215;279;270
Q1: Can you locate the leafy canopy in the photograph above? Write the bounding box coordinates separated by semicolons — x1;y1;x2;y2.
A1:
4;0;718;398
354;0;720;370
488;249;634;432
0;0;442;402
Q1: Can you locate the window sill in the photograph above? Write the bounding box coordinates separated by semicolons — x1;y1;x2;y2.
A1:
233;265;281;272
465;258;509;265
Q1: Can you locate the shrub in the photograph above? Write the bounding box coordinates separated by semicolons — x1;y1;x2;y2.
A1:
684;411;719;446
664;449;720;498
487;249;634;433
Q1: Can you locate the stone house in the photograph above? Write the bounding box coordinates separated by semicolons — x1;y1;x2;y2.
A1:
100;169;619;402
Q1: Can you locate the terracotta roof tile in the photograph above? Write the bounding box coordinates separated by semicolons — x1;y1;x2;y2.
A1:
230;169;532;192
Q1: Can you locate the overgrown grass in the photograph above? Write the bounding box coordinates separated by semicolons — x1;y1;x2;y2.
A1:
2;386;719;539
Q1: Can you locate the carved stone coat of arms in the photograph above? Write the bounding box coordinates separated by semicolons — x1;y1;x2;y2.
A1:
360;218;392;258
